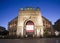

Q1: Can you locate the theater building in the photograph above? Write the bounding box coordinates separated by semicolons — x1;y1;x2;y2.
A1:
8;7;53;37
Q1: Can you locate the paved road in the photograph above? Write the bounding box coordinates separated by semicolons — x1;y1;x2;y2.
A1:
0;38;60;43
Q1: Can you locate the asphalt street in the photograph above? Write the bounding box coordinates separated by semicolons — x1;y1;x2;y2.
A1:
0;38;60;43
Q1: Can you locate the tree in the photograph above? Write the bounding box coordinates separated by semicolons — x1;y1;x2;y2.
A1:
0;26;6;30
54;19;60;31
44;28;51;37
0;26;6;35
0;26;8;35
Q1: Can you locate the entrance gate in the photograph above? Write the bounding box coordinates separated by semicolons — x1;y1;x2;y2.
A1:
25;21;34;37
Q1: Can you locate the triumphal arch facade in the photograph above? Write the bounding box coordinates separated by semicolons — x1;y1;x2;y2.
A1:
17;8;44;37
8;7;53;38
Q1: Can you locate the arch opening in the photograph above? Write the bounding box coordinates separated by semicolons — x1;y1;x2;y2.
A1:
26;21;34;32
25;20;34;37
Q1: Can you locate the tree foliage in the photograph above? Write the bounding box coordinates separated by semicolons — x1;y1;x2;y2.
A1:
54;19;60;31
44;28;51;37
0;26;8;35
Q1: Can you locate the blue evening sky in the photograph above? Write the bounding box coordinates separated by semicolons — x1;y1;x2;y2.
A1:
0;0;60;29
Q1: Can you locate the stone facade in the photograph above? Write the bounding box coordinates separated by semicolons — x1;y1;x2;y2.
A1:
8;8;52;37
